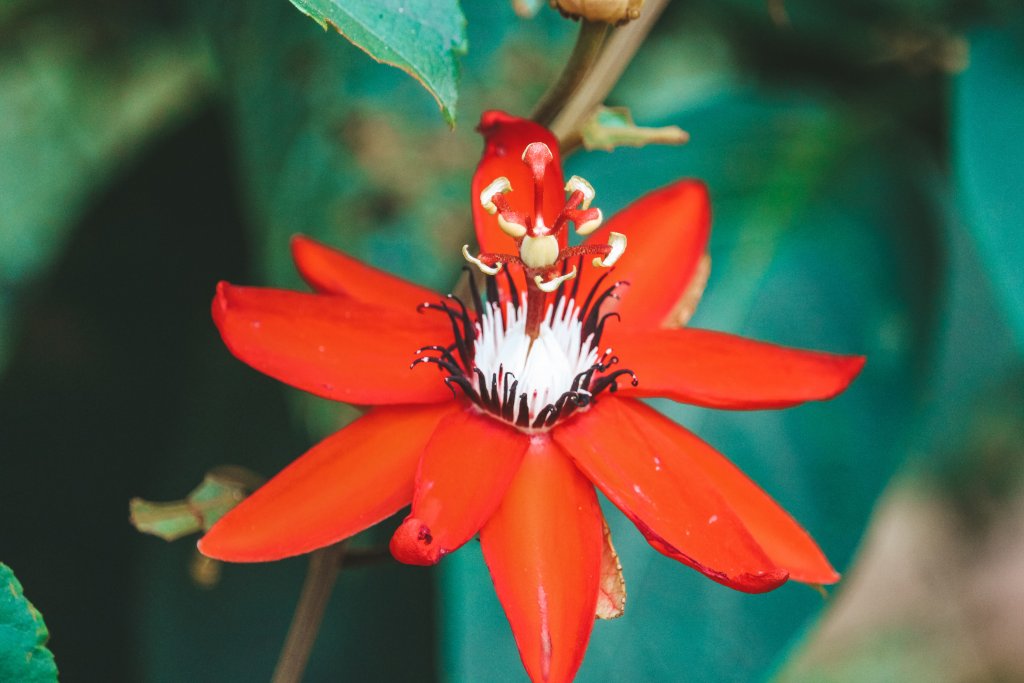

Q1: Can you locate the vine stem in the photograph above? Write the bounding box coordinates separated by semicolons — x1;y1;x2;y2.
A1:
549;0;671;150
271;542;348;683
532;19;610;126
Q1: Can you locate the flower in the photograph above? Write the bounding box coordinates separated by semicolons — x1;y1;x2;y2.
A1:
198;111;864;683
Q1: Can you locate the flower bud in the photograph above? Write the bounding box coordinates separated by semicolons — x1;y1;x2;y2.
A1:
551;0;644;25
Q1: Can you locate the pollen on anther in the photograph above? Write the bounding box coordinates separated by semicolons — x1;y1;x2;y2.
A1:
479;177;512;214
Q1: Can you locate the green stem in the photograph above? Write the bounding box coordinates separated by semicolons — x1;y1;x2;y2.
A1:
550;0;671;151
271;542;347;683
532;20;610;127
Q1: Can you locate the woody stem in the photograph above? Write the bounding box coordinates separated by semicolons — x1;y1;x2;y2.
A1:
550;0;670;149
271;542;347;683
532;20;610;127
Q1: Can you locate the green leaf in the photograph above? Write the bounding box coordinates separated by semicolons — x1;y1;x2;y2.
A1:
0;564;58;683
130;467;264;541
287;0;467;125
953;19;1024;351
580;106;689;152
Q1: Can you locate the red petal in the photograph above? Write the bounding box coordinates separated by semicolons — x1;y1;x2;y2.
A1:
213;282;452;405
553;399;788;593
610;327;866;409
472;111;565;255
389;409;529;565
290;235;438;310
574;180;710;330
480;437;603;683
618;399;839;584
198;403;455;562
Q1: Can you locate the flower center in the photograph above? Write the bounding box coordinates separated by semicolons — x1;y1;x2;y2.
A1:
474;296;599;422
412;272;638;433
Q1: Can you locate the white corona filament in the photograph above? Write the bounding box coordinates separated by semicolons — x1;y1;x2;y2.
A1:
473;296;600;424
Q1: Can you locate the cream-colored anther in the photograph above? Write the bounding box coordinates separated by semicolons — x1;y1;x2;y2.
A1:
478;177;512;215
574;207;604;237
497;213;527;238
592;232;627;268
565;176;595;209
520;234;559;269
462;244;503;275
534;266;578;293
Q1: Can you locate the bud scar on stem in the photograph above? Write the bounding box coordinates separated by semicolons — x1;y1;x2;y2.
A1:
463;142;626;337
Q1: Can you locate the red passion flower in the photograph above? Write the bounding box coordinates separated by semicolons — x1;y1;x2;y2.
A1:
199;111;864;683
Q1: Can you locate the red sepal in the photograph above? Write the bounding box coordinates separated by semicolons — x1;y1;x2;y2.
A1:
291;235;438;311
610;327;866;409
480;437;603;683
618;399;839;584
212;282;452;405
390;409;529;565
554;399;788;593
198;403;456;562
575;180;711;329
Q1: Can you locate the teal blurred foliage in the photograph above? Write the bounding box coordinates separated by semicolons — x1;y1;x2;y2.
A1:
1;0;1022;681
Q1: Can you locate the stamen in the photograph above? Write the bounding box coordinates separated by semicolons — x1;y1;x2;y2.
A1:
593;232;627;268
565;176;595;209
479;177;512;215
574;207;603;236
534;266;578;293
462;245;503;275
497;213;528;239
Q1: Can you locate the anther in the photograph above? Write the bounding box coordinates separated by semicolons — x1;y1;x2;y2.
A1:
534;266;578;293
565;176;595;209
462;245;503;275
574;207;603;236
479;177;512;215
497;213;528;238
593;232;627;268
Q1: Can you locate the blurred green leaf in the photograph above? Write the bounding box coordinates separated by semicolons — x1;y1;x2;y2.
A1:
130;467;264;541
287;0;467;124
0;564;58;683
580;106;689;152
953;19;1024;351
0;7;213;373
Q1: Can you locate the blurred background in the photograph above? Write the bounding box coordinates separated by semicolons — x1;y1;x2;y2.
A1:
2;0;1023;680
